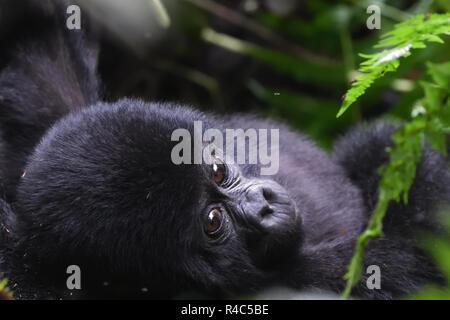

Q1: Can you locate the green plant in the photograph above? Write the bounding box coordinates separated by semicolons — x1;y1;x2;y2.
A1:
0;279;13;300
337;13;450;117
338;13;450;298
407;215;450;299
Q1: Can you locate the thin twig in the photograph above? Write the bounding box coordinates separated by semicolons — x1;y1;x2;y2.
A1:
149;0;171;28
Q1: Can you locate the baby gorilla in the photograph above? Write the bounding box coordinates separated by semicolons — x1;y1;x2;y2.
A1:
13;100;308;299
1;99;370;299
0;0;449;299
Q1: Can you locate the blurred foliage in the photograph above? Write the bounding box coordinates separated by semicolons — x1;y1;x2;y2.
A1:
408;215;450;299
92;0;448;148
0;279;13;300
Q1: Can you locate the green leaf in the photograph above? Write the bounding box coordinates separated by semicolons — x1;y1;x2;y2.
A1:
337;13;450;117
342;61;450;298
423;236;450;279
426;61;450;89
407;286;450;300
0;278;13;299
0;279;7;291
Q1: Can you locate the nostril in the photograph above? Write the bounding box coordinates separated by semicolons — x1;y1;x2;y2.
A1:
262;187;275;202
259;204;274;217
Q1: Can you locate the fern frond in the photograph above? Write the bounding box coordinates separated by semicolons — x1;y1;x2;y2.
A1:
342;60;450;298
337;13;450;118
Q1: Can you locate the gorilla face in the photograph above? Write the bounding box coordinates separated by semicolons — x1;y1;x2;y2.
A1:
15;100;302;297
200;158;301;267
168;155;302;296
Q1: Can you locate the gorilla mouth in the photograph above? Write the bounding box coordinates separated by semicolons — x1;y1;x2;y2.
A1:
246;204;302;269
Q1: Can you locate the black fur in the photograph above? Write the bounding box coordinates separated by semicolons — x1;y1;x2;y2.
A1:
0;0;98;201
333;122;450;236
0;0;448;300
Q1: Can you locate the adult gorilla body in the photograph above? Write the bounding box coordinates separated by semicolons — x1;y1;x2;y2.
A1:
0;0;448;299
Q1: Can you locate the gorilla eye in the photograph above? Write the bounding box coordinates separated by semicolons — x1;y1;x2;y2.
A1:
212;158;226;184
205;208;223;235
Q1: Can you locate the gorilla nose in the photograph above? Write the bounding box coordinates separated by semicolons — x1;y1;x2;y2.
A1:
245;185;276;217
242;180;296;226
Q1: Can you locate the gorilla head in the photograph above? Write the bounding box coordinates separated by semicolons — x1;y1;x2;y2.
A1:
14;99;302;298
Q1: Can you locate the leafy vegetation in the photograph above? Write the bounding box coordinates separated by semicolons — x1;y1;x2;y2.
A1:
337;13;450;117
339;15;450;298
408;215;450;299
0;279;13;300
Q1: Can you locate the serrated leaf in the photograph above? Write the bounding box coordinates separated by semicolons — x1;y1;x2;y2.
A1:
337;13;450;117
343;61;450;298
